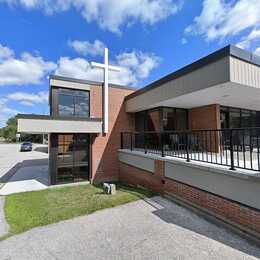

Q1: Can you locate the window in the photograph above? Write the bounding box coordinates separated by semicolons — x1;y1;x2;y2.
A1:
220;106;260;128
59;94;74;116
58;88;89;118
134;107;188;132
229;108;240;128
57;134;89;184
175;109;188;130
135;111;145;132
147;109;160;131
162;108;175;131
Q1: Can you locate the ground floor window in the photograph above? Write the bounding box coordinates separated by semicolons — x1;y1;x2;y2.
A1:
56;134;89;184
220;106;260;129
134;107;188;132
134;107;188;151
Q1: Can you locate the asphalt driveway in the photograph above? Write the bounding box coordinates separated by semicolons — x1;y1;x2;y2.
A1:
0;144;49;195
0;196;259;260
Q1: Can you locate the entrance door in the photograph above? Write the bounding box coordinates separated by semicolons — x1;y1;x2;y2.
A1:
57;134;89;184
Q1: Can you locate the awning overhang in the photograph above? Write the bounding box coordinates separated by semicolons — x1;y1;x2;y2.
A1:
151;82;260;111
17;115;102;134
125;52;260;112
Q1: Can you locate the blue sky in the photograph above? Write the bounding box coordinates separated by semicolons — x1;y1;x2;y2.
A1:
0;0;259;126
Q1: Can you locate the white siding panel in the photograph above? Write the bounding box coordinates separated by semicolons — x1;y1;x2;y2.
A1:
230;57;260;88
126;57;230;112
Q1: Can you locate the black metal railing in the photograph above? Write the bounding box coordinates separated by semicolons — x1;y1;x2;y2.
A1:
121;128;260;172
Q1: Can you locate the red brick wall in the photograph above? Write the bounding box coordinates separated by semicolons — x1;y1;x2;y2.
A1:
90;86;134;183
119;160;260;235
189;104;221;130
189;104;221;152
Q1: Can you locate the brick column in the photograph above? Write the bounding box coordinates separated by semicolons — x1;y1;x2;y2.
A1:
189;104;221;153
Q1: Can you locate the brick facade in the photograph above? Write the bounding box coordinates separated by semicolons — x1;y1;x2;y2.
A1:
90;85;134;183
189;104;221;130
189;104;221;152
119;160;260;236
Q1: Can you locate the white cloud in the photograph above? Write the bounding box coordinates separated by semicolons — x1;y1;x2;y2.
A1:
7;91;48;106
0;42;159;88
0;97;20;127
0;45;56;86
255;47;260;56
55;51;160;86
236;28;260;49
1;0;183;33
0;44;14;60
181;38;187;44
69;40;106;57
185;0;260;42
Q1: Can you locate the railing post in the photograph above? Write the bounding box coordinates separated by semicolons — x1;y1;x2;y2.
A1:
161;132;165;157
186;132;190;162
144;133;147;154
229;129;235;170
120;132;123;149
130;133;133;151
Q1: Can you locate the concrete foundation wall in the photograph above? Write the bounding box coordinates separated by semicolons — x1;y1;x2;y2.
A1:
118;150;260;236
118;150;260;210
118;152;154;173
165;161;260;210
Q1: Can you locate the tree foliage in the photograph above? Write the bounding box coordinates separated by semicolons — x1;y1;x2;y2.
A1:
0;115;43;143
0;116;17;142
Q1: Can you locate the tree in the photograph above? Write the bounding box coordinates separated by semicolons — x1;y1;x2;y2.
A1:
0;116;17;142
0;115;44;143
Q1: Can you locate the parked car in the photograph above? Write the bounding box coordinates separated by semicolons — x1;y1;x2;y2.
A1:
20;142;33;152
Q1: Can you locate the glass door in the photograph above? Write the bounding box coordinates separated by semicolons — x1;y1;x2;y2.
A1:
57;134;89;184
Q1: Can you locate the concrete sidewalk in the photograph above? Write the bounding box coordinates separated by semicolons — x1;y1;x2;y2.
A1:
0;144;49;195
0;196;259;260
0;197;9;237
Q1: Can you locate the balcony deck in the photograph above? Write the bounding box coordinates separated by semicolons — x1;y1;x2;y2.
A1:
121;148;260;178
121;129;260;174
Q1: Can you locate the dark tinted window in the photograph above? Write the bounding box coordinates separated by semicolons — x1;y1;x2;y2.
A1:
135;112;145;132
58;88;89;117
175;109;188;130
57;134;89;184
162;108;175;131
74;96;89;116
229;108;240;128
59;94;74;116
134;107;188;132
147;109;160;131
220;106;260;128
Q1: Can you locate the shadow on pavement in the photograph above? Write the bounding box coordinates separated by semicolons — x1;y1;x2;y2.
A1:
145;197;260;259
0;158;49;186
34;146;48;154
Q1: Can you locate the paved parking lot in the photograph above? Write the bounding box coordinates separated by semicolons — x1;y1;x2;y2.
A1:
0;196;259;260
0;144;49;195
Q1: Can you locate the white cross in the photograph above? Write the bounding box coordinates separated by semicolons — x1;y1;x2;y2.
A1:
91;48;121;133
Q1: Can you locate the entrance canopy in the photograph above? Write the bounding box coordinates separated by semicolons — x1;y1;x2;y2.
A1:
125;45;260;112
17;114;102;134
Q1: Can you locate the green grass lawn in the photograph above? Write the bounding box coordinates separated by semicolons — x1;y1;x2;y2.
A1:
3;184;155;238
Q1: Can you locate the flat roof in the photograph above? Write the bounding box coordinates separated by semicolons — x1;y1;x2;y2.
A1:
125;45;260;100
49;75;137;91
